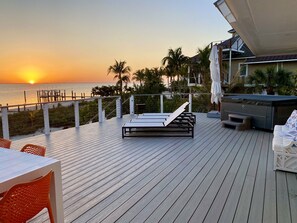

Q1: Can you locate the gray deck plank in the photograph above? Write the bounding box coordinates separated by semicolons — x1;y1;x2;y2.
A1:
232;132;264;223
70;139;196;222
277;172;291;223
286;173;297;223
187;129;249;223
178;130;248;223
63;137;195;221
144;131;249;223
162;129;242;222
248;131;270;223
199;130;254;223
127;129;236;223
155;128;235;222
263;133;277;223
85;116;223;222
7;113;293;223
217;130;258;223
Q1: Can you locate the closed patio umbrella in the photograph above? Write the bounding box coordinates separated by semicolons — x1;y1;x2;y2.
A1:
209;45;222;104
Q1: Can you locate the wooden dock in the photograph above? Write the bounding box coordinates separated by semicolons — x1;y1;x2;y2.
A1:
10;113;297;223
37;89;89;103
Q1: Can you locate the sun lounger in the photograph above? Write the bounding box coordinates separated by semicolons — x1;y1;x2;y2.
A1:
134;114;195;125
138;102;189;117
130;116;192;124
122;106;194;138
137;113;196;124
136;102;196;124
130;118;167;123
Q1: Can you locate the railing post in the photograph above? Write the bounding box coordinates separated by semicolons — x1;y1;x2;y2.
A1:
160;94;164;113
43;103;50;135
1;107;10;139
189;93;192;113
98;98;103;123
74;101;80;128
130;95;134;115
116;97;122;118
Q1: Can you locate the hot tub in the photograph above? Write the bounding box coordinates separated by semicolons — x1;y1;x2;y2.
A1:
221;95;297;131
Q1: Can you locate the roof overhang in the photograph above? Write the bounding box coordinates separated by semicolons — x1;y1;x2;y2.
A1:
245;58;297;65
222;48;244;53
215;0;297;56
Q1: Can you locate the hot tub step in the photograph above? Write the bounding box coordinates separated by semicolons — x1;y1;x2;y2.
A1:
222;114;252;130
221;120;246;130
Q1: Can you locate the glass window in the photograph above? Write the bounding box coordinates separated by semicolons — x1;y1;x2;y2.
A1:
239;64;247;76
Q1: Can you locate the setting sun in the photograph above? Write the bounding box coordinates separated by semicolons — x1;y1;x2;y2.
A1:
17;66;44;84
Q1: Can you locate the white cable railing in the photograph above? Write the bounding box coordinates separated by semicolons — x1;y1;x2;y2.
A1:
0;96;121;139
1;93;213;139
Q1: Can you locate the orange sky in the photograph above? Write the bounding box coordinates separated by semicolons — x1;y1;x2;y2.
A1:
0;0;230;84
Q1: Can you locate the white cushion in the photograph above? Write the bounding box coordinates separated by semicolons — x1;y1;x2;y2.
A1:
285;110;297;131
273;136;295;152
274;125;285;136
273;123;297;153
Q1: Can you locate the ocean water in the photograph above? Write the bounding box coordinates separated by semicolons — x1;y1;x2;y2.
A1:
0;82;113;106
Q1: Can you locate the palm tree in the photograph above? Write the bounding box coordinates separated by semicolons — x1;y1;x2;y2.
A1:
107;60;131;95
162;47;189;83
116;75;130;91
132;69;145;86
142;68;165;94
248;66;293;94
196;46;211;87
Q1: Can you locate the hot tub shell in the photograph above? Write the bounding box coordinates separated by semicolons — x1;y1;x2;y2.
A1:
221;95;297;131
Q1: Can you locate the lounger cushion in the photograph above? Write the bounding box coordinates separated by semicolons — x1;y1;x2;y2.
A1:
123;122;164;127
130;118;166;123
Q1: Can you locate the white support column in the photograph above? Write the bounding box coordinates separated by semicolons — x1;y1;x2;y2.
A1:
116;97;122;118
160;94;164;113
43;103;50;135
98;98;103;123
130;95;134;115
229;49;232;83
1;107;9;139
74;101;80;128
189;94;192;113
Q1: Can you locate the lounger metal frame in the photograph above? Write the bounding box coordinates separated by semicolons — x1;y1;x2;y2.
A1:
122;121;194;138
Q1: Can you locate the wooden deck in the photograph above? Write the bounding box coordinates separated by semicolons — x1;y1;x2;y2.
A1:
10;113;297;223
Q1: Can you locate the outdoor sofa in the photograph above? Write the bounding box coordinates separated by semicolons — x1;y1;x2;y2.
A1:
273;110;297;173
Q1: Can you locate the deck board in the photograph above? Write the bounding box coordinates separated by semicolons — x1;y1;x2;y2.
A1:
263;133;277;223
248;132;270;223
200;128;252;223
233;132;263;223
276;172;291;223
8;113;295;223
218;131;257;223
287;173;297;223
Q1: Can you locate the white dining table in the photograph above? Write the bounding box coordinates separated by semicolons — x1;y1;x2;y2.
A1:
0;148;64;222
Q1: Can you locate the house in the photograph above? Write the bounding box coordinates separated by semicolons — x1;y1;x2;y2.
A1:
218;29;297;83
189;29;297;87
189;0;297;86
214;0;297;84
